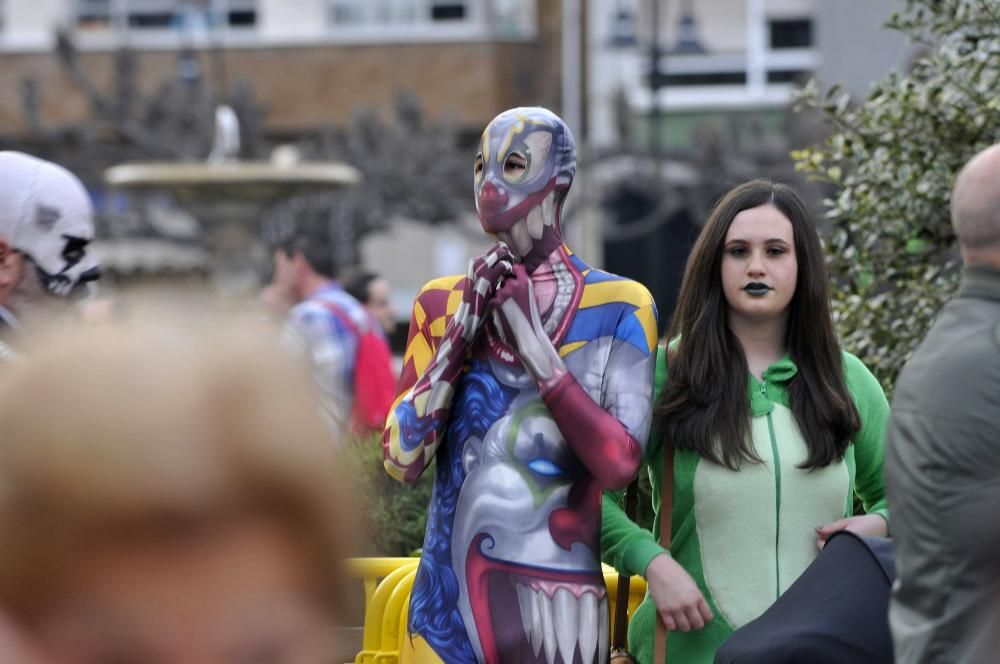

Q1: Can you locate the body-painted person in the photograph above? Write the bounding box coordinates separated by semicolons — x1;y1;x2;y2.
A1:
383;107;657;664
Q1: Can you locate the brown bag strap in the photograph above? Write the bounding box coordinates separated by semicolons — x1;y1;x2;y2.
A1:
612;478;639;651
654;442;675;664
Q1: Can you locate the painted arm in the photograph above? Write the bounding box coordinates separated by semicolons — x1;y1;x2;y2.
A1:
383;244;513;483
492;264;650;490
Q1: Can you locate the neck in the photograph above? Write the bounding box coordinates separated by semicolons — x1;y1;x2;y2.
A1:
728;312;787;379
522;228;565;274
962;244;1000;270
298;272;334;301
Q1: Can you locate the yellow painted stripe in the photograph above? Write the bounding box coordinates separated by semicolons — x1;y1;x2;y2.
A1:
413;390;431;418
420;274;464;295
559;340;587;357
429;316;447;338
446;289;464;316
635;305;659;354
403;333;432;373
413;301;427;329
580;280;653;310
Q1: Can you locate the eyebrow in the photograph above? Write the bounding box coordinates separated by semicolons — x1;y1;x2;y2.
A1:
725;238;791;245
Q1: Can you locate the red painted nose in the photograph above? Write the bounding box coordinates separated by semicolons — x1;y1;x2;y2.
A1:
477;181;509;216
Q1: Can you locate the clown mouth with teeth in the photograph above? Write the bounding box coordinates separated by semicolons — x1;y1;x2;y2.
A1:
452;399;611;664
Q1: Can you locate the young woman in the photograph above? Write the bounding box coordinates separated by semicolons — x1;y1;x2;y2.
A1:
601;179;890;664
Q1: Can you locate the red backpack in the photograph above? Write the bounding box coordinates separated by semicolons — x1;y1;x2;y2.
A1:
320;301;398;436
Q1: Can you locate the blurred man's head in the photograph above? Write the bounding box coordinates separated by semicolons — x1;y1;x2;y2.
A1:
952;144;1000;268
264;212;339;304
0;318;353;663
0;152;100;325
343;270;396;335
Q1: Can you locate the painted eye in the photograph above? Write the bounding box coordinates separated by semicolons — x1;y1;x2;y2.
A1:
527;458;564;477
61;236;89;268
503;151;528;182
474;153;484;182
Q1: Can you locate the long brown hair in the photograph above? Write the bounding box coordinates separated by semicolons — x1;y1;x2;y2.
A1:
656;179;859;470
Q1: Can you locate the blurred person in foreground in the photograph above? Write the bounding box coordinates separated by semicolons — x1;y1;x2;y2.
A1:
886;143;1000;664
261;215;379;435
0;151;101;360
0;319;353;664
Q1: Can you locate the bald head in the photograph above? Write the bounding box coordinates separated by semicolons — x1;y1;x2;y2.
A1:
952;144;1000;265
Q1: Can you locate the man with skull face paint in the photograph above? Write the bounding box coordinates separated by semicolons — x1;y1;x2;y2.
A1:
383;108;657;664
0;152;101;359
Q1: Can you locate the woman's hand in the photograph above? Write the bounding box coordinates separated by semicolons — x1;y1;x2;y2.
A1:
645;553;714;632
815;513;888;550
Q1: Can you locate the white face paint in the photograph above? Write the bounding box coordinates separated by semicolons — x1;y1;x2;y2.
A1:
0;152;100;298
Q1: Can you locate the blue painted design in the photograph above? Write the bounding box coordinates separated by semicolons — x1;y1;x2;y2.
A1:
562;303;636;346
528;458;565;477
396;400;441;453
615;311;654;354
409;360;516;662
568;252;589;274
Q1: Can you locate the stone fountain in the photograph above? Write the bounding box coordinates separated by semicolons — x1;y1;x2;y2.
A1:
104;112;361;295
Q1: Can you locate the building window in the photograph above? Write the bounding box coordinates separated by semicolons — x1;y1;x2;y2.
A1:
329;0;470;27
767;70;808;83
75;0;258;32
768;18;812;49
77;0;113;29
659;72;747;87
431;1;466;21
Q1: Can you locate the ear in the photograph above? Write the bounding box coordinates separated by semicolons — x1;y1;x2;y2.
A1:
0;238;22;290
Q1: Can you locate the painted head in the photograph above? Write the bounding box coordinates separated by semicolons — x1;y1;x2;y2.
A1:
474;107;576;266
0;152;101;302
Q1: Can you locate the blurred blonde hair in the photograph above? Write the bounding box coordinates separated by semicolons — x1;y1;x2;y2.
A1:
0;315;354;620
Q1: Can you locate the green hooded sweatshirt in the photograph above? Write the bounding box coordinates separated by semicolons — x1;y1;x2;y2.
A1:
601;345;890;664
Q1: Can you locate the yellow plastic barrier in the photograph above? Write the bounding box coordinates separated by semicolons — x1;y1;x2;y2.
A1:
603;564;648;644
348;558;420;664
348;557;649;663
348;557;421;610
372;568;418;663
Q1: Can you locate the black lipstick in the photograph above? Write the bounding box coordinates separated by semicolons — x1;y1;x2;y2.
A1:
743;282;773;296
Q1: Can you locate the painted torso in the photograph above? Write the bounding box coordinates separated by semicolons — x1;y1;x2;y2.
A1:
404;250;657;664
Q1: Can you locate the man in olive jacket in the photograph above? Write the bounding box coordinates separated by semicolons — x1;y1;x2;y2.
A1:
886;143;1000;664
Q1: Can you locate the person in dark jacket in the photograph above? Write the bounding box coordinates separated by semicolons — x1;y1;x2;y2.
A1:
885;143;1000;664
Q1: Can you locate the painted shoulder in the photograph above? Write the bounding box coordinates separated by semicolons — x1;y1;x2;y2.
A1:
564;270;658;356
413;274;465;322
579;269;655;311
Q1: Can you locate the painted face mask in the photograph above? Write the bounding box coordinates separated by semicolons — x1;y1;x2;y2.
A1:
474;108;576;256
0;152;101;298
